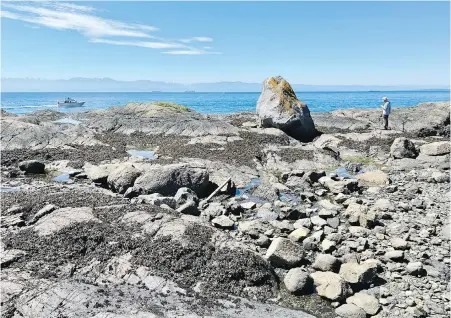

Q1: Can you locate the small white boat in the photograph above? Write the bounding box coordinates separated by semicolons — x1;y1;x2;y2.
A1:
57;98;85;107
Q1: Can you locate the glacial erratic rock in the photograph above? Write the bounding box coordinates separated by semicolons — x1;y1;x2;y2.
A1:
256;76;317;141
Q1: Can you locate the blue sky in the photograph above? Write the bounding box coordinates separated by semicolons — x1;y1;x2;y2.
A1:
1;1;449;86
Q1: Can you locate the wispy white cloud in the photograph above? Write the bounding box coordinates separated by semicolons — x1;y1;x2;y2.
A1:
90;38;186;49
180;37;213;43
49;2;97;13
2;3;156;38
1;2;220;55
163;49;222;55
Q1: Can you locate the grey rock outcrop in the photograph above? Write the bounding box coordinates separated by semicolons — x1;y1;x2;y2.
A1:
33;207;101;236
75;102;240;137
1;114;104;150
256;76;316;141
133;164;209;197
312;101;450;136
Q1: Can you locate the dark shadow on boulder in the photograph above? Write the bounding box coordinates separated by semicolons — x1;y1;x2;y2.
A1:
280;119;319;143
350;276;388;293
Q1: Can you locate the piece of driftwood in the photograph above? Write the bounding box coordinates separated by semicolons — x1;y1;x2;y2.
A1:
205;177;232;202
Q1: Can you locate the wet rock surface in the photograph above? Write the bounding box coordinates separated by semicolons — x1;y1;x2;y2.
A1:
1;98;449;318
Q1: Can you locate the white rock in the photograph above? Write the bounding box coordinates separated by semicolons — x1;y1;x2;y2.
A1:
390;237;409;250
310;271;351;301
420;141;450;156
288;227;311;242
283;268;311;293
335;304;366;318
311;215;327;227
347;292;380;315
339;262;377;284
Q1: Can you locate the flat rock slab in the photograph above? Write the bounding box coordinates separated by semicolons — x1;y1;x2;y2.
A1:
420;141;450;156
356;170;389;187
1;249;26;267
33;207;101;236
1;117;104;150
75;102;240;137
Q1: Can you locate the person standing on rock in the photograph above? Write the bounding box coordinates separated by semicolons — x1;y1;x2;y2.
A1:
381;97;391;130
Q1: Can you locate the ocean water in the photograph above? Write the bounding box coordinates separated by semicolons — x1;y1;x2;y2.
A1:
1;91;449;115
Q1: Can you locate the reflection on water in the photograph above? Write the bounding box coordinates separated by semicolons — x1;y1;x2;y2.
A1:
54;173;70;182
126;149;156;159
0;186;20;193
235;178;261;196
54;118;82;125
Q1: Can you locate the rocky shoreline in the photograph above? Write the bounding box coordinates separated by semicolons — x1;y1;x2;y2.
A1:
1;78;450;318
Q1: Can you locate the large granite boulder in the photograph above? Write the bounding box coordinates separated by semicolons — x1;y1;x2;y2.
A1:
132;164;209;197
256;76;317;141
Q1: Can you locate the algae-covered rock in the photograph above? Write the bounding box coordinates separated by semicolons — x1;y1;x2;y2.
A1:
256;76;317;141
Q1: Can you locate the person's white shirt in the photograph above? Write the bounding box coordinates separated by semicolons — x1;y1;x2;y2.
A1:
381;100;391;115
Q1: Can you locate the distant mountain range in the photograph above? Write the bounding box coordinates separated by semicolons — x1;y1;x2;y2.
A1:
2;77;449;92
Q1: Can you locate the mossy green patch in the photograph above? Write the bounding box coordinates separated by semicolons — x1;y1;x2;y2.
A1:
266;77;306;113
153;101;191;112
45;169;62;177
342;156;385;169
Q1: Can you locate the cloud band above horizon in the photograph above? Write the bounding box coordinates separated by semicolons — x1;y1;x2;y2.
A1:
1;1;221;55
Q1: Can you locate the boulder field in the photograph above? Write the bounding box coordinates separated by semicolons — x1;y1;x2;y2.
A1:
1;78;450;318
